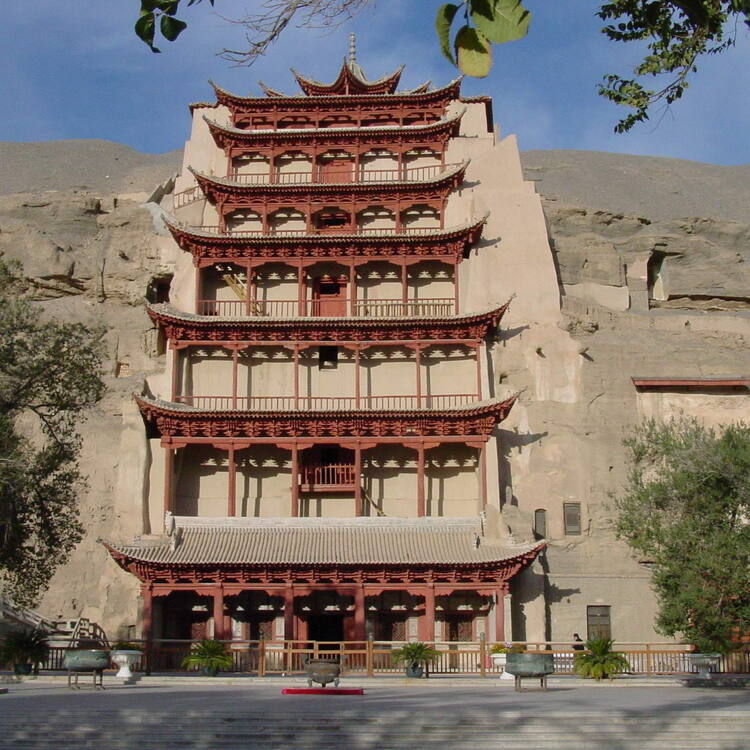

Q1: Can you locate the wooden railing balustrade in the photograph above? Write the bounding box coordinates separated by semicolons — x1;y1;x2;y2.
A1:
191;225;442;238
173;394;477;411
35;640;750;676
227;163;458;186
300;463;356;488
196;298;455;318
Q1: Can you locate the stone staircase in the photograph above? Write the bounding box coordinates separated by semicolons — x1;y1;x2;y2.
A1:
2;706;750;749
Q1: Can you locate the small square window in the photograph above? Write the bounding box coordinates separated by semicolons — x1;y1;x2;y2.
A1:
563;502;581;535
319;346;338;370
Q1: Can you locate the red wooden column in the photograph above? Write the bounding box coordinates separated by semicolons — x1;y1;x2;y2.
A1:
194;268;202;314
416;443;426;517
297;261;305;316
170;345;179;401
284;585;295;641
291;444;299;517
415;345;422;408
141;584;154;674
293;345;300;409
354;346;361;408
227;445;236;516
212;587;226;641
454;259;460;314
401;261;408;311
354;584;366;641
479;441;488;510
349;260;357;315
354;443;363;516
419;585;436;642
250;260;257;316
163;446;174;517
475;342;482;399
494;586;505;642
231;347;239;409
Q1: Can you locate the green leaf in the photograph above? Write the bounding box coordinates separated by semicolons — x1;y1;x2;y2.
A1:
160;14;188;41
455;26;492;77
470;0;531;44
135;12;161;52
140;0;160;12
435;4;459;65
158;0;181;15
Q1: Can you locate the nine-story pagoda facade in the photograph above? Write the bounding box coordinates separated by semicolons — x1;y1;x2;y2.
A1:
103;45;544;648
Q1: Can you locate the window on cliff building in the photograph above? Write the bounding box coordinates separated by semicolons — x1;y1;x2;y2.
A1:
563;502;582;535
319;346;339;370
146;274;173;304
647;251;667;304
587;605;611;640
533;509;547;539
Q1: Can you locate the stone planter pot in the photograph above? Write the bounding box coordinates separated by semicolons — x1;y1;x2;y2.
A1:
686;653;721;679
404;664;424;678
111;650;142;679
491;653;515;680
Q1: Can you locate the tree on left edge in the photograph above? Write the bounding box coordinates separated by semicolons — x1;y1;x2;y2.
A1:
0;260;105;607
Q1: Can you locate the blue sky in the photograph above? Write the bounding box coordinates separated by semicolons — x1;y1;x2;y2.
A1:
1;1;748;164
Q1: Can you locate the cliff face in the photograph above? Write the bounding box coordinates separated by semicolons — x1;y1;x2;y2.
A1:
1;141;748;639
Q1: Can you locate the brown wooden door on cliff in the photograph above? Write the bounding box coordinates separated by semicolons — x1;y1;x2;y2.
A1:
318;158;353;183
312;278;347;316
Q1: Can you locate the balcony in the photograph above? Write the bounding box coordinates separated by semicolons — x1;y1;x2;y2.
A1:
196;298;455;318
229;163;457;185
299;463;356;492
173;394;478;411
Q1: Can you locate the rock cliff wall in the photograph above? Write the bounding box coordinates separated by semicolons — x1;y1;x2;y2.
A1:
1;141;747;640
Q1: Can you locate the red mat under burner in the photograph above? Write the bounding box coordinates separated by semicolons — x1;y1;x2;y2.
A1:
281;687;364;695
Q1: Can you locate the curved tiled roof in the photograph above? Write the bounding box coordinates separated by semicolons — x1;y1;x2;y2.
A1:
203;107;465;141
146;300;508;329
188;160;469;193
209;78;461;108
135;392;517;418
103;516;545;566
291;61;404;96
163;212;489;244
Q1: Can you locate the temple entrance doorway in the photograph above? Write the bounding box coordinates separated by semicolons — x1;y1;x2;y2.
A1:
307;614;344;645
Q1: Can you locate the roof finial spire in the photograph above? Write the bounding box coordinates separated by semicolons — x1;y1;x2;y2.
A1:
348;32;357;65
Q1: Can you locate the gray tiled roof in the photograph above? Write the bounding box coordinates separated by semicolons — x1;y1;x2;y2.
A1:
104;516;542;566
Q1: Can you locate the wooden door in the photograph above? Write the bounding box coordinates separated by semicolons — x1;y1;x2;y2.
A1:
318;158;353;183
312;278;347;316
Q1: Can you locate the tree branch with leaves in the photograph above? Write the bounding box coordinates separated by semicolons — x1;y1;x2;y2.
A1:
132;0;750;132
0;261;105;607
613;418;750;652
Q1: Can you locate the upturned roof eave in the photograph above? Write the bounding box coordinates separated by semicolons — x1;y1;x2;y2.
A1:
209;77;462;108
187;159;469;195
145;298;510;332
203;107;465;143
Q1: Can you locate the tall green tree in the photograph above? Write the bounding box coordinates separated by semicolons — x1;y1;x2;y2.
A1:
614;418;750;652
132;0;750;132
0;260;105;607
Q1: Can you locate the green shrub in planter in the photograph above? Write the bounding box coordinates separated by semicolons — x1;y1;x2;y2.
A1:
391;642;440;678
0;629;50;674
181;639;234;676
574;638;629;681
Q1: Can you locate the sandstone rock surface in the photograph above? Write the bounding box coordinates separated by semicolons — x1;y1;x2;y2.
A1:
1;140;747;639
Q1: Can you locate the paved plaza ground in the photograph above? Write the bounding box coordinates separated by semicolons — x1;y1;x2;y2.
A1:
2;677;750;749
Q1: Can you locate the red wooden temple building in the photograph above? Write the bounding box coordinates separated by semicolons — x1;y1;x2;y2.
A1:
103;45;544;647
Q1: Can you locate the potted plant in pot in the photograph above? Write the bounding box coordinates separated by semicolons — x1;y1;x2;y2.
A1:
573;637;630;681
110;641;143;679
490;642;524;680
0;629;50;675
181;638;234;676
391;641;440;678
